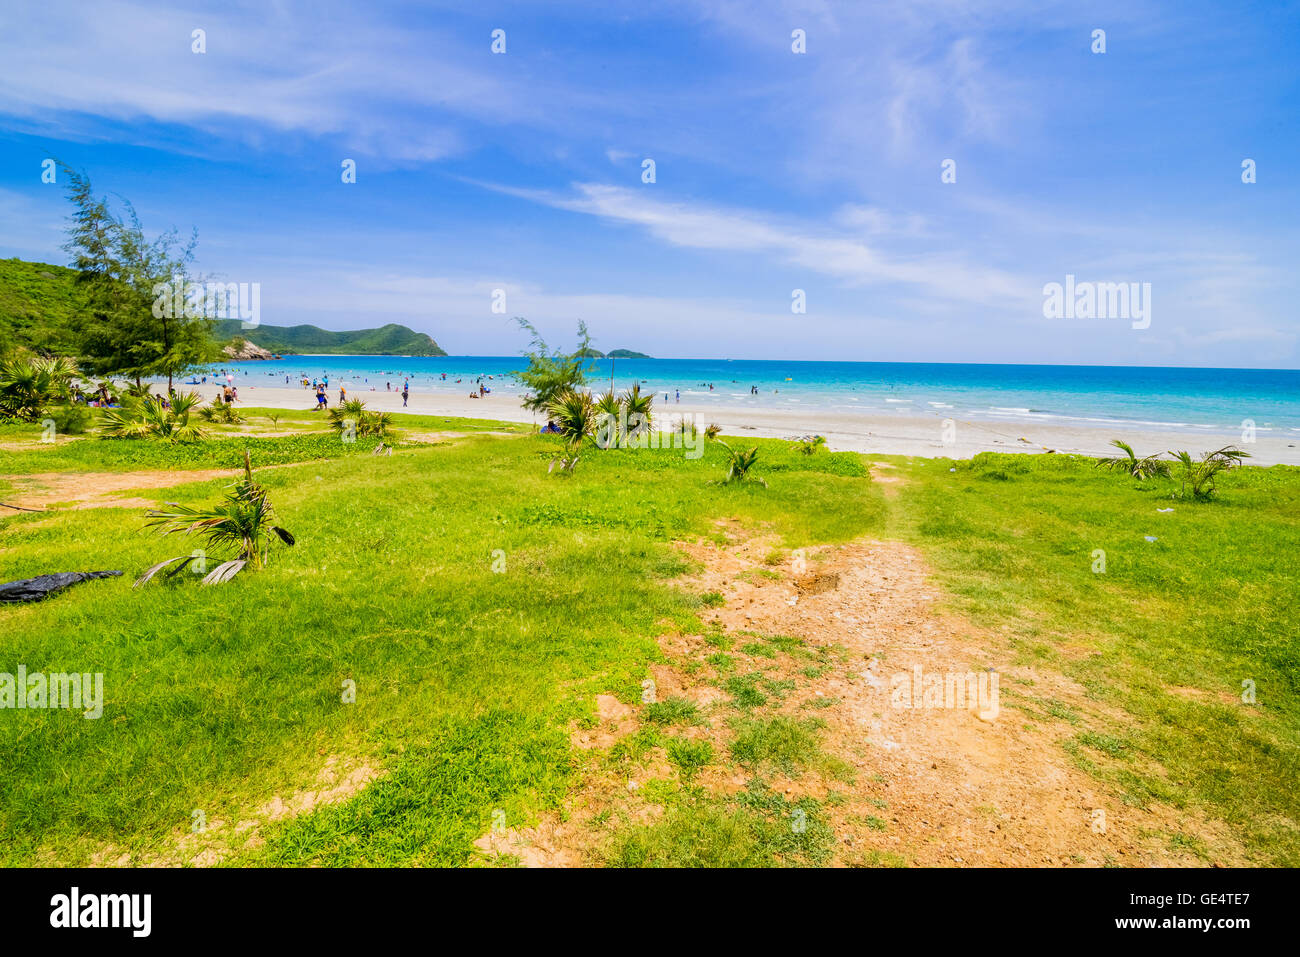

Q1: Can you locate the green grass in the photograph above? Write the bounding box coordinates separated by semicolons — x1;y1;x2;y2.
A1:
895;451;1300;865
728;716;824;774
0;423;883;865
256;712;568;866
722;673;768;710
665;737;714;781
604;784;833;867
0;408;531;476
6;416;1298;867
0;430;393;474
644;696;703;726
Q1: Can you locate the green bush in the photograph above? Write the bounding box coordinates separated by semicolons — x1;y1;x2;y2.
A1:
40;402;93;435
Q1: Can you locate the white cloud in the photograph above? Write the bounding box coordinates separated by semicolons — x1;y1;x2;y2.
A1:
482;180;1032;306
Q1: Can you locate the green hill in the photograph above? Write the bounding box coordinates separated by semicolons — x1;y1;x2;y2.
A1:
0;257;446;356
209;319;446;356
0;258;87;354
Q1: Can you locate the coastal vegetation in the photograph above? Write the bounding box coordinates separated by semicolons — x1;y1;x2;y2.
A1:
546;388;596;474
1095;439;1170;479
198;402;244;425
137;451;295;585
513;317;595;413
1169;446;1251;500
717;441;767;487
99;391;206;442
327;399;393;440
0;169;216;391
1;258;447;362
1;409;1297;868
1095;438;1251;500
0;352;79;421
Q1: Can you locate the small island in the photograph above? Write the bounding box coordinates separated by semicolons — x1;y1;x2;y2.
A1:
574;347;652;359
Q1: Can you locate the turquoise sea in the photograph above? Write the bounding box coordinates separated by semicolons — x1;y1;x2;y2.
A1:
197;357;1300;437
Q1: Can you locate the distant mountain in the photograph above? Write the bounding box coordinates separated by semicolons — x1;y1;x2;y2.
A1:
575;347;652;359
0;258;447;357
210;319;446;356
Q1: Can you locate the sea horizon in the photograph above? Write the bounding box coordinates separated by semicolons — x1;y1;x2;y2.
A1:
195;355;1300;437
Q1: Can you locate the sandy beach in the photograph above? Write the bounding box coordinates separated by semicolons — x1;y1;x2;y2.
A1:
219;382;1300;467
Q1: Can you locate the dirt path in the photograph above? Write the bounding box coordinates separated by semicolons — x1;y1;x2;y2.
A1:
2;469;248;511
477;523;1248;867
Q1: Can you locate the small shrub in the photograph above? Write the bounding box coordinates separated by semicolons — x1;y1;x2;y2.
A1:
40;402;93;435
328;399;391;439
717;441;767;487
666;738;713;781
100;391;206;442
729;716;822;773
723;673;767;709
1169;446;1249;500
1096;439;1170;480
645;697;702;726
199;402;244;424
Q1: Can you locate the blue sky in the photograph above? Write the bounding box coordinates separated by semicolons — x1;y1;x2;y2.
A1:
0;0;1296;365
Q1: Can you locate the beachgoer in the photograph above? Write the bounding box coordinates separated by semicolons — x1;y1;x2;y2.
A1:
402;386;409;407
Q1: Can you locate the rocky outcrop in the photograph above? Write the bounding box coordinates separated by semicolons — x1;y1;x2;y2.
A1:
222;339;274;360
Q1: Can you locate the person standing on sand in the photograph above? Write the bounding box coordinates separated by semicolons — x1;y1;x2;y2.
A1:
402;385;409;407
339;385;347;404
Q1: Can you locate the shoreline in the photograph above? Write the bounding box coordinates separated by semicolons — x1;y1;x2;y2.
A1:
205;383;1300;466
